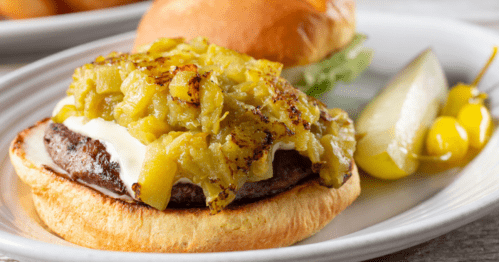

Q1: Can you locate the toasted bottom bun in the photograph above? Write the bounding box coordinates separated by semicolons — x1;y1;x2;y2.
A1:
9;120;360;252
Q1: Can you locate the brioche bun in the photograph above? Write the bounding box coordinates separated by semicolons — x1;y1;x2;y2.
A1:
10;119;360;252
133;0;356;67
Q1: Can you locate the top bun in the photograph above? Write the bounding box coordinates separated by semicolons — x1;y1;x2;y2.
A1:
133;0;356;67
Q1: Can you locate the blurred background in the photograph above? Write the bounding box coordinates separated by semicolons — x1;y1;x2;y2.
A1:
2;0;499;77
0;0;151;76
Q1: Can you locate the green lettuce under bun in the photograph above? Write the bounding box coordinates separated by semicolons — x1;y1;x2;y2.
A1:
281;34;373;98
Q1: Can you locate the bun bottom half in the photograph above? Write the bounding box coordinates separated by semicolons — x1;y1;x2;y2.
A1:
9;120;360;252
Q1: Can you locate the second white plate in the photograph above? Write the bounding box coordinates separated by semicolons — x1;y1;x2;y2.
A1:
0;1;151;56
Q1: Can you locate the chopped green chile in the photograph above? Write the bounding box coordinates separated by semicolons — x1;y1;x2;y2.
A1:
53;37;356;213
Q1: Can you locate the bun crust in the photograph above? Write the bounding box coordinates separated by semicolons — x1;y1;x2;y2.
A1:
133;0;356;67
9;120;360;252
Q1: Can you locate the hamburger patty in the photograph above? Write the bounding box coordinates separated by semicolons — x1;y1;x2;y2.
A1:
43;122;127;195
44;122;316;207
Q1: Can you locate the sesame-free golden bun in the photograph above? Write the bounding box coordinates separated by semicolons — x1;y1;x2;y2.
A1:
133;0;356;67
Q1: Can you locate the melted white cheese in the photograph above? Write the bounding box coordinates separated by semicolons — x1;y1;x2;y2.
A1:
23;126;133;201
24;125;67;174
63;116;146;196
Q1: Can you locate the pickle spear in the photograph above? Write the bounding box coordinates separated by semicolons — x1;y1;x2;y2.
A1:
355;49;447;179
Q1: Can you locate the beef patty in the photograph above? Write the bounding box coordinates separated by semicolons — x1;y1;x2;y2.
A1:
44;122;317;207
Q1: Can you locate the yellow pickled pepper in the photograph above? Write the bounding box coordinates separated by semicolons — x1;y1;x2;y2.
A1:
427;46;496;161
426;116;469;162
457;103;493;149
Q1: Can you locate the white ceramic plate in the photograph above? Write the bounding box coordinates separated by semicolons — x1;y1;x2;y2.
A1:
1;11;499;262
0;1;151;56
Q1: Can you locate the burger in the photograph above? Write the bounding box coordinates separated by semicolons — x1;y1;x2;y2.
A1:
9;0;363;253
133;0;373;97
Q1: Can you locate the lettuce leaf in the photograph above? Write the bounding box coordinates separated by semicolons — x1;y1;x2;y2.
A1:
290;34;373;98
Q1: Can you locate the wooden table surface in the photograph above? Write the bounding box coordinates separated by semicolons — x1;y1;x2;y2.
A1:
365;208;499;261
2;1;499;261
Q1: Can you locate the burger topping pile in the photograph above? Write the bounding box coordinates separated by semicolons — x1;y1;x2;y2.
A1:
51;37;356;213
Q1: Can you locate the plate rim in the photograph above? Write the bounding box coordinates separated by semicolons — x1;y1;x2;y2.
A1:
2;11;499;262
